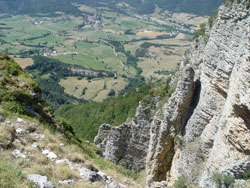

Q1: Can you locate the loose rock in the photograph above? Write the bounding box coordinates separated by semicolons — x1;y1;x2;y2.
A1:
27;174;54;188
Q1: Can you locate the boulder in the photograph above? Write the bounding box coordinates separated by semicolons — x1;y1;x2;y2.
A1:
78;167;101;182
27;174;54;188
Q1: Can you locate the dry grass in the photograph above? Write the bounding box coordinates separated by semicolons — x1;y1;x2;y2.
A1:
175;33;186;40
14;58;34;68
60;77;127;101
0;116;145;188
138;55;181;80
171;13;208;28
0;123;14;149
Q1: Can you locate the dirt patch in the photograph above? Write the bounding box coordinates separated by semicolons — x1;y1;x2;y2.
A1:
175;33;186;40
14;58;34;68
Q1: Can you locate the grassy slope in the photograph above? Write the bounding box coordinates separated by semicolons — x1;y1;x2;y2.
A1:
0;53;144;187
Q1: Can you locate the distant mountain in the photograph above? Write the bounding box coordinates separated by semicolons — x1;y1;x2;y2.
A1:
115;0;222;15
0;0;222;16
0;0;82;16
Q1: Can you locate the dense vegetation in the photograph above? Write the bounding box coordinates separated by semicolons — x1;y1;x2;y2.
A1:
0;0;222;16
56;77;176;142
56;85;152;141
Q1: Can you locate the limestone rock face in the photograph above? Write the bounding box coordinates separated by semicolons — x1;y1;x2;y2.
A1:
146;66;196;185
146;1;250;187
94;97;159;171
95;1;249;187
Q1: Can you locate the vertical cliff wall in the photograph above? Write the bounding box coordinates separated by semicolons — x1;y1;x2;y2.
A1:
146;1;250;187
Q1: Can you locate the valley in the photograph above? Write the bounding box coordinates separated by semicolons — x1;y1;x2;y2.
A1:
1;0;249;188
0;5;207;103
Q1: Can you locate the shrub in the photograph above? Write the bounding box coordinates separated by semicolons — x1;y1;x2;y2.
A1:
208;11;218;29
174;175;187;188
243;169;250;180
192;23;206;40
212;172;235;188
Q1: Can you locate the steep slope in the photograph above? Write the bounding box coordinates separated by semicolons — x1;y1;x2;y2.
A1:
0;53;143;188
146;0;250;187
96;0;250;187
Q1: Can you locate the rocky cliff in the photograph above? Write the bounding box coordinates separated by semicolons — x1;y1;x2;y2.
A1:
94;97;160;171
96;1;250;187
147;0;250;187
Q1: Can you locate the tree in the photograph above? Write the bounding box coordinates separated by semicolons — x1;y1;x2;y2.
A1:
108;89;115;97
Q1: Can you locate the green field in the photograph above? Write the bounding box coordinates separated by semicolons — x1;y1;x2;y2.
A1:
0;6;206;102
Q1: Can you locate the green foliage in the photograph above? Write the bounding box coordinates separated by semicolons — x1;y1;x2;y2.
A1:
56;85;152;141
243;169;250;180
174;175;187;188
208;11;218;29
0;53;43;116
108;89;115;97
81;87;87;96
0;161;33;188
135;48;148;58
174;135;184;147
212;172;235;188
2;101;26;115
193;23;206;41
56;78;176;142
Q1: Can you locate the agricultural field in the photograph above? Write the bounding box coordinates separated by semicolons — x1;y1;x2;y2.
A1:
0;5;207;102
14;58;34;68
60;77;127;102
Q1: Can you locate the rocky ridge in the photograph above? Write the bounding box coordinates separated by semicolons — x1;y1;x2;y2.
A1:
147;0;250;187
95;1;250;187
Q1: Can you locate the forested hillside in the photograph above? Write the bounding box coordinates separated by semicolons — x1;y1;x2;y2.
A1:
0;0;222;16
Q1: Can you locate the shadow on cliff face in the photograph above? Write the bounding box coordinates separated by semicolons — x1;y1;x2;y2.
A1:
182;79;201;135
233;104;250;130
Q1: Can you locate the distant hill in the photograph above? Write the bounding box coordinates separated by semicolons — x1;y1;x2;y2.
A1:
115;0;222;15
0;0;222;16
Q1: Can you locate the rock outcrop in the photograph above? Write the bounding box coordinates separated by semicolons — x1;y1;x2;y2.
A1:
94;97;159;171
146;1;250;187
95;1;250;187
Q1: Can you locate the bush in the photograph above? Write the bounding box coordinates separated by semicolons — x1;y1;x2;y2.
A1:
174;175;187;188
208;10;218;29
108;89;115;97
243;169;250;180
192;23;206;40
212;172;235;188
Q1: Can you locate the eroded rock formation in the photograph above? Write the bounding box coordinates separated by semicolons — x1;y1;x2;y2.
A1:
95;1;250;187
94;97;159;171
147;1;250;187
